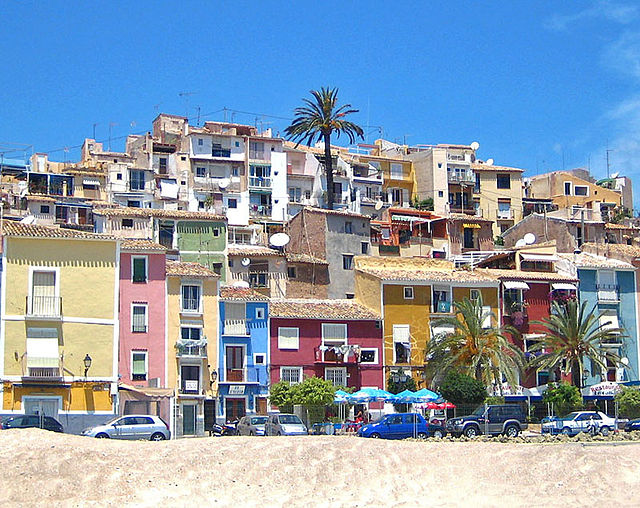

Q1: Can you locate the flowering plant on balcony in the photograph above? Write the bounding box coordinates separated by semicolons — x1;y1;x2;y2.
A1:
549;290;577;303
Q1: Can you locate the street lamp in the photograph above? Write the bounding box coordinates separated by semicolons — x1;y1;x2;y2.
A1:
211;369;218;383
83;354;92;377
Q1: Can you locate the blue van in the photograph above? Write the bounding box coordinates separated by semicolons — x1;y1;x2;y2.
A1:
357;413;445;439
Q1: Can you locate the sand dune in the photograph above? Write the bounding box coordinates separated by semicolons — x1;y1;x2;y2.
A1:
1;429;639;507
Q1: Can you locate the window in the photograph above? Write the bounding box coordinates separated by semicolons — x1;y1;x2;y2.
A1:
129;170;146;191
325;367;347;387
181;327;202;341
360;348;378;364
470;289;480;302
496;174;511;189
127;200;141;208
122;218;134;228
131;304;147;333
132;257;147;283
228;259;234;268
196;167;207;178
280;367;302;384
475;173;481;192
198;138;203;146
288;187;302;203
287;266;297;279
498;201;511;219
564;182;572;196
254;354;266;365
361;242;369;254
333;182;342;194
25;327;59;376
391;188;403;204
342;254;354;270
345;221;353;234
227;198;238;209
116;173;122;180
504;288;525;314
390;163;403;179
255;308;265;320
181;365;200;393
438;190;444;198
181;284;201;313
278;327;299;350
304;190;311;200
322;323;347;362
433;287;450;313
158;158;167;174
40;205;50;214
131;351;147;381
404;287;414;300
213;228;220;237
345;293;354;299
574;185;588;196
393;325;411;363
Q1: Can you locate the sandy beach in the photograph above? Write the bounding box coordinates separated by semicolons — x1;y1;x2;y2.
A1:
1;429;639;507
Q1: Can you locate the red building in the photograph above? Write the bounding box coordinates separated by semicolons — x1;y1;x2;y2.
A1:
269;299;384;391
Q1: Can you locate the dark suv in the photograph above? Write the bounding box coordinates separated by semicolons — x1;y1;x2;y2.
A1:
0;414;64;433
446;405;527;438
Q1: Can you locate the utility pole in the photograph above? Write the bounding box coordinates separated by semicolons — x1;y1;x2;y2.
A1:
606;149;613;178
108;122;117;151
92;123;98;140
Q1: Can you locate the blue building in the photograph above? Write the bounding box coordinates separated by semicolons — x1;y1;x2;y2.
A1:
562;251;639;387
217;286;269;423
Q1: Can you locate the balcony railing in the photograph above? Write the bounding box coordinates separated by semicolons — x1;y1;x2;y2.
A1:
313;347;358;364
497;209;514;219
181;379;200;394
27;367;61;378
26;355;61;379
223;319;249;336
222;367;261;383
597;284;620;302
449;205;479;216
249;204;272;217
176;339;207;357
212;148;231;158
447;154;466;162
249;150;266;160
249;177;271;188
448;170;475;184
26;296;62;319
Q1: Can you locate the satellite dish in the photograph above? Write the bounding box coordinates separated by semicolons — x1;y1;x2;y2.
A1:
269;232;290;247
241;257;251;267
515;239;526;248
231;280;250;288
486;158;494;166
20;215;36;224
524;233;536;245
218;178;230;189
611;172;620;179
374;200;384;211
470;141;480;151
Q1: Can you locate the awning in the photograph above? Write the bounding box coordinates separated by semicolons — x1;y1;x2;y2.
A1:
504;281;530;290
551;283;577;291
160;179;179;199
83;178;101;186
391;215;429;225
599;313;620;331
520;253;559;262
463;223;481;229
118;383;174;398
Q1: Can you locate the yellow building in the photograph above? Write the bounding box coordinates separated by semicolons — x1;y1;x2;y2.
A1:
166;260;218;437
354;256;499;388
1;222;119;434
471;162;524;237
359;155;416;207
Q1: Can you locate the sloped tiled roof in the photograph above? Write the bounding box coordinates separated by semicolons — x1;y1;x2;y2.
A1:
227;245;283;257
582;243;640;260
557;252;633;269
165;260;218;277
121;239;166;252
270;299;380;320
475;268;578;282
285;252;328;265
448;214;493;223
26;195;56;203
471;163;525;173
302;206;369;219
357;265;499;283
219;286;267;301
604;223;639;230
93;207;226;221
1;221;115;241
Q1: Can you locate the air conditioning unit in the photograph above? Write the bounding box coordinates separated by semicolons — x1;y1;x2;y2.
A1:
148;377;161;388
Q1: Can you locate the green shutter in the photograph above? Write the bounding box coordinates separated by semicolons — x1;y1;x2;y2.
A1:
132;353;146;375
133;258;146;282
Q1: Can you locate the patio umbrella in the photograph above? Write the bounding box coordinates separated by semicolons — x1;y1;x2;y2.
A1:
414;388;440;402
347;388;398;403
395;389;421;403
425;401;456;410
333;390;349;403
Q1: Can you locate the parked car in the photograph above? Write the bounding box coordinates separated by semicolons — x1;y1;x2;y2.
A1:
446;404;528;438
0;414;63;433
82;415;170;441
624;419;640;432
265;414;308;436
237;415;268;436
541;411;616;436
358;413;446;439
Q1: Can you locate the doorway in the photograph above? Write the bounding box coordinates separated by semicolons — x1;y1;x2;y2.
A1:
256;397;268;415
182;404;197;435
23;397;60;419
225;398;246;423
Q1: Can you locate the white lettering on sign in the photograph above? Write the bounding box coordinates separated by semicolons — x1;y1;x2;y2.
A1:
229;385;245;395
184;380;199;392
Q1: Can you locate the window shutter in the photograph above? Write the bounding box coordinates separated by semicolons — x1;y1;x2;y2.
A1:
132;353;146;375
278;328;299;349
322;324;347;342
393;325;410;343
133;258;146;282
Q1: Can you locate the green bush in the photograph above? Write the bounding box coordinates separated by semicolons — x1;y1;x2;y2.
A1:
616;386;640;419
485;396;505;405
543;382;582;417
438;371;487;405
269;381;295;413
291;376;336;406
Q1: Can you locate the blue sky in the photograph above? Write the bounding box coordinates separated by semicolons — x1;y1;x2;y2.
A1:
1;1;639;208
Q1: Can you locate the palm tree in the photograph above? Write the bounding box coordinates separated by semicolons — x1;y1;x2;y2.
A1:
528;300;626;388
285;87;364;209
425;296;525;393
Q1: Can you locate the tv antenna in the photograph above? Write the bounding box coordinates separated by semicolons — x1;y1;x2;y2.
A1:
179;91;198;118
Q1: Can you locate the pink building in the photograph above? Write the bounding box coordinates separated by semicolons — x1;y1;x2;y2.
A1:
269;299;384;391
118;239;167;388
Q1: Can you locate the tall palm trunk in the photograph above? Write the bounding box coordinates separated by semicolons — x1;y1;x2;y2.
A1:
323;131;334;209
571;358;582;388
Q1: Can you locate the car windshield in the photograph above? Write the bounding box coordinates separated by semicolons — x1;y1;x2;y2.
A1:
251;417;267;425
279;415;302;424
103;416;123;425
562;412;581;420
472;406;486;417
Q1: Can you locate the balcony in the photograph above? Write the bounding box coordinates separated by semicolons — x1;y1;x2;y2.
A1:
26;296;62;319
223;319;249;336
432;300;452;314
313;347;358;364
221;367;261;384
497;209;514;220
597;284;620;302
249;176;271;188
449;205;479;216
249;150;266;160
180;379;200;394
25;356;61;380
448;170;475;184
176;339;207;357
447;154;467;162
249;204;272;217
212;148;231;158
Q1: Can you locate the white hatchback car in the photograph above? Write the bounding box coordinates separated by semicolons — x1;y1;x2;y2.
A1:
82;415;171;441
541;411;617;436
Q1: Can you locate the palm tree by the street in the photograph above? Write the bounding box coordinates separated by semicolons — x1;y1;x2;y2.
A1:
285;87;364;210
528;300;626;388
425;296;525;393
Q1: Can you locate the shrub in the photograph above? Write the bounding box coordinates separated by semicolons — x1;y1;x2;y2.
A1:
269;381;295;413
485;396;505;405
438;371;487;405
543;382;582;417
616;386;640;419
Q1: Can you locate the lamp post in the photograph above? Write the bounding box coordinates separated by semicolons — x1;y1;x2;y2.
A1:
211;370;218;384
83;354;92;378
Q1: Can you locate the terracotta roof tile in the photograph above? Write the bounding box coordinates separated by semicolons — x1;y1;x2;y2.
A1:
285;252;328;265
556;252;633;269
582;243;640;260
93;207;226;221
165;260;218;277
604;223;639;230
471;163;525;173
1;220;115;241
301;206;370;219
475;268;578;282
26;195;56;202
121;239;166;252
270;299;380;320
356;258;499;283
219;286;267;301
448;214;493;223
227;245;283;257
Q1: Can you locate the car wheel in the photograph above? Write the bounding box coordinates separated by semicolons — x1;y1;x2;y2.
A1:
463;426;479;438
277;431;282;436
417;432;427;439
370;432;381;439
561;427;572;436
600;426;610;436
96;433;109;439
504;425;519;438
432;429;444;439
249;431;254;436
150;432;166;441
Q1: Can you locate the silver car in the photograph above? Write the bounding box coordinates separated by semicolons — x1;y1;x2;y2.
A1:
82;415;171;441
237;415;268;436
265;414;308;436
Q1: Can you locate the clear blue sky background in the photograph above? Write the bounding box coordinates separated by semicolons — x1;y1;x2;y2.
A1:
1;1;639;208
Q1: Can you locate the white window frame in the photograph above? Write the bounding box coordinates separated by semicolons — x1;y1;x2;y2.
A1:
392;324;411;364
342;254;354;270
180;325;203;341
563;181;572;196
470;289;480;302
359;348;378;365
131;302;148;333
181;282;203;314
131;350;148;381
390;163;403;179
432;285;452;313
255;307;265;320
131;255;148;283
280;366;303;384
278;327;299;350
403;287;414;300
321;323;347;344
574;185;589;197
325;367;347;387
28;266;61;299
254;353;266;366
